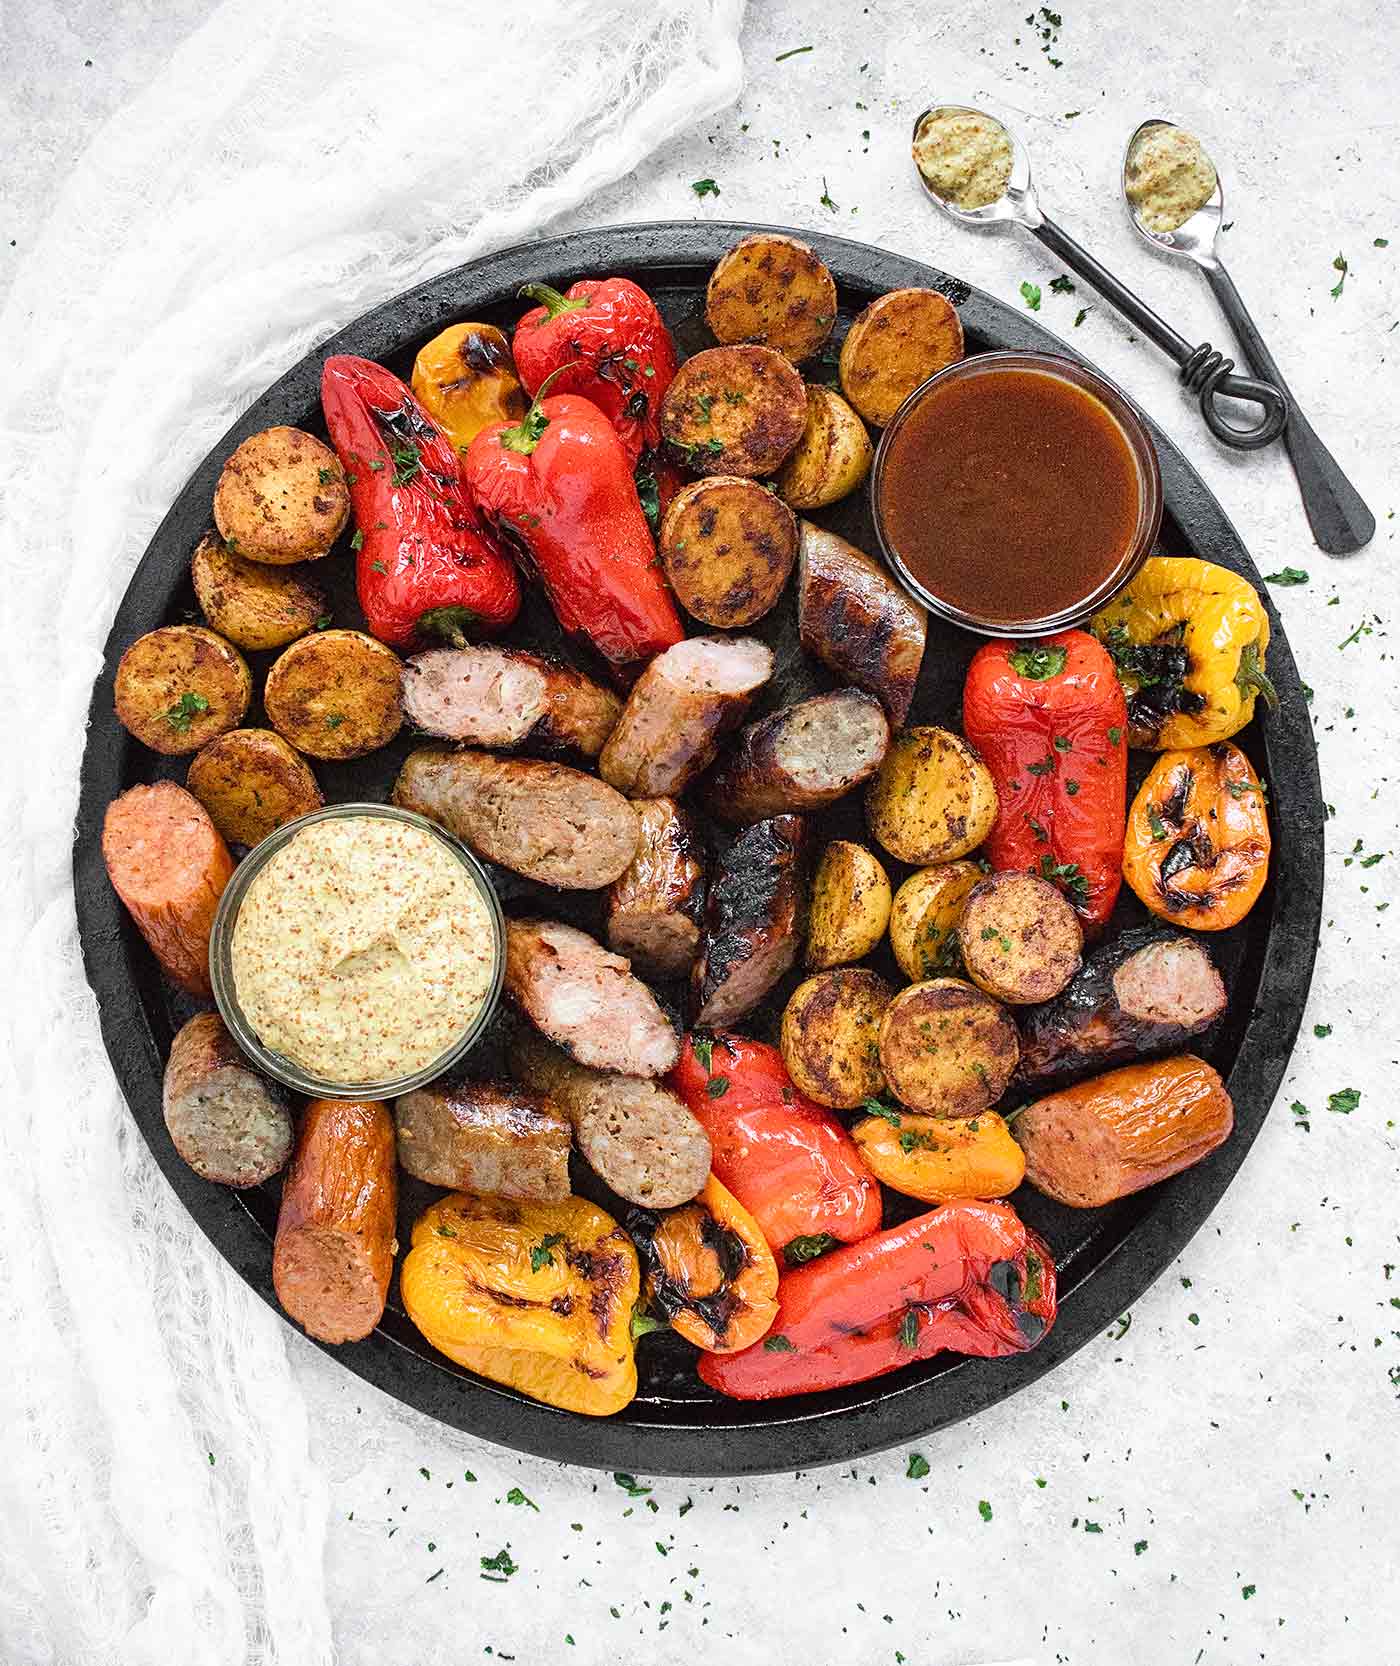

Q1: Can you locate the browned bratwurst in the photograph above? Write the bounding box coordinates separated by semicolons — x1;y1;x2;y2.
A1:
511;1029;710;1207
394;1079;571;1200
1016;1055;1234;1209
400;645;621;758
692;815;809;1028
162;1012;292;1186
603;797;706;979
393;746;639;889
272;1098;397;1344
505;917;680;1078
102;781;235;996
796;522;928;725
707;689;890;825
598;636;773;798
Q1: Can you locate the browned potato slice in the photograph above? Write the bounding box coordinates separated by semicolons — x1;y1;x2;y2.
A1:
660;345;806;478
888;860;984;981
781;968;893;1109
114;625;252;756
190;533;327;651
878;977;1019;1116
264;629;403;760
838;289;965;427
775;386;873;510
186;728;323;847
411;323;527;453
866;726;998;865
213;426;349;564
958;871;1083;1005
659;476;798;627
704;233;838;363
806;841;891;970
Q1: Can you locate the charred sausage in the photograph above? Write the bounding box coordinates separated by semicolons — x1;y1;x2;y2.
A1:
692;815;809;1028
511;1029;710;1207
707;690;890;825
598;636;773;798
393;746;639;889
796;522;927;724
394;1079;571;1200
401;646;621;758
102;781;235;996
272;1098;397;1343
1017;926;1228;1090
162;1012;292;1186
505;917;679;1077
603;797;706;979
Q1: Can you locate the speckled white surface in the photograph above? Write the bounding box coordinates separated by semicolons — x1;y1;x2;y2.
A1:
8;1;1398;1661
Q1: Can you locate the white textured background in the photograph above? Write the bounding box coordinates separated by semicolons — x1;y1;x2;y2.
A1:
6;1;1397;1661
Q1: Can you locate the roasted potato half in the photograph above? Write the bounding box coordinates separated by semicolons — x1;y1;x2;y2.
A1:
704;233;837;363
866;726;998;865
659;475;798;627
660;345;807;478
190;533;327;652
958;871;1083;1005
878;977;1019;1116
263;629;403;760
411;322;527;453
114;625;252;756
806;840;892;970
780;968;893;1109
213;426;349;564
186;728;323;847
838;288;965;427
888;860;984;981
775;386;873;510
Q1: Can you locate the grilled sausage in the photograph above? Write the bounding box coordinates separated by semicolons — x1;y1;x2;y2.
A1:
505;918;679;1077
796;522;927;725
272;1098;397;1343
1017;927;1227;1090
400;646;621;758
393;747;639;889
707;690;890;825
598;636;773;798
603;798;706;979
102;781;235;996
692;815;809;1028
394;1079;571;1200
162;1012;291;1186
511;1029;710;1207
1016;1055;1234;1209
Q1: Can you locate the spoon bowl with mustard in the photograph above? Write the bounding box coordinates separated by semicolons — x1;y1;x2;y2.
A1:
1124;118;1374;554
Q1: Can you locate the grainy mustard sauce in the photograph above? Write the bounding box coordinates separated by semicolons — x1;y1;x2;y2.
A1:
1125;125;1217;233
231;816;494;1083
912;109;1014;210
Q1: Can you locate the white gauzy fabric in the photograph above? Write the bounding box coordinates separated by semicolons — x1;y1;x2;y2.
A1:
0;3;744;1661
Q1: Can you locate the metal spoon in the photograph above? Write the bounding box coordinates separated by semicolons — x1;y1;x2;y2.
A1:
911;104;1288;451
1124;118;1374;554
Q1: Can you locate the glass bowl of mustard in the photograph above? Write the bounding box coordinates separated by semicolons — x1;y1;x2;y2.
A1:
209;802;506;1100
870;350;1162;639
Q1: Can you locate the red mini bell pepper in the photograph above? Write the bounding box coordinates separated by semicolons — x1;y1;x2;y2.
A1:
668;1033;881;1258
512;277;677;465
963;631;1128;934
464;378;684;674
698;1200;1057;1400
320;355;520;649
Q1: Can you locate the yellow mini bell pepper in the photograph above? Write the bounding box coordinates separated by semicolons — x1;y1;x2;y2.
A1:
400;1192;640;1417
851;1109;1026;1204
411;323;527;453
1091;556;1276;749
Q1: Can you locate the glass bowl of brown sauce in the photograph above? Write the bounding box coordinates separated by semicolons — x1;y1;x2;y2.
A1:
871;351;1162;637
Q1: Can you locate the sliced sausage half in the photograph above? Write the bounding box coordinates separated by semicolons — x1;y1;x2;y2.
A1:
707;689;890;825
394;1079;571;1200
401;646;621;758
604;797;706;979
691;815;809;1028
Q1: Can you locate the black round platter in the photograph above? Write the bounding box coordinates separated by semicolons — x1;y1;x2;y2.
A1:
73;222;1325;1476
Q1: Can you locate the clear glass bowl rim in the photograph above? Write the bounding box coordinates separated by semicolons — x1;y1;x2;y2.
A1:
869;348;1164;640
209;801;506;1100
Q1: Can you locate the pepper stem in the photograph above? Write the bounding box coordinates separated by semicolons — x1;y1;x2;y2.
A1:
497;363;574;456
518;281;588;320
1235;641;1279;712
417;605;480;650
